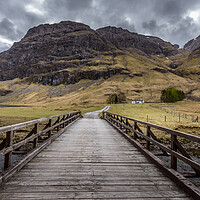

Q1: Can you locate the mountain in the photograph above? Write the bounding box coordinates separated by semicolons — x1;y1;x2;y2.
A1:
0;21;199;104
0;21;179;85
0;21;118;85
96;26;178;56
184;35;200;51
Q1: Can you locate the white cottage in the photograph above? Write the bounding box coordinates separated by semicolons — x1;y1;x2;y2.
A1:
132;99;144;104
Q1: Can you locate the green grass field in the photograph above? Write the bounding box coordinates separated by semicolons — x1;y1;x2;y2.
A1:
108;102;199;127
0;100;199;132
0;104;106;127
0;100;199;155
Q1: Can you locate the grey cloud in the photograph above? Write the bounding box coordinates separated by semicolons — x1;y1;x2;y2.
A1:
117;19;135;32
0;41;11;53
0;0;47;51
142;20;158;33
0;18;22;40
169;17;199;46
152;0;200;20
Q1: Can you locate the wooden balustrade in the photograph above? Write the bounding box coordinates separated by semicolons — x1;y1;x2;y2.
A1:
102;111;200;177
0;110;81;177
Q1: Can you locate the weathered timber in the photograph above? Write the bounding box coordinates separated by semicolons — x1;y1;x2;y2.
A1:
105;112;200;175
0;111;81;182
4;131;14;169
0;113;193;199
0;112;81;157
105;112;200;142
104;111;200;200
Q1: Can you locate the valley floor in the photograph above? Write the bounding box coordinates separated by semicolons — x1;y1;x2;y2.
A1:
0;100;199;149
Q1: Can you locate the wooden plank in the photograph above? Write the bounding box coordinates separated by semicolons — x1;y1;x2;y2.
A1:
0;192;191;199
0;113;80;156
171;134;178;170
0;117;80;183
0;117;193;199
106;118;200;200
4;131;13;169
108;116;200;173
0;184;188;192
33;122;39;148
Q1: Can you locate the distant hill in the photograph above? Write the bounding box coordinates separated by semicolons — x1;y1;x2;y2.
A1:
0;21;179;85
184;35;200;51
0;21;199;104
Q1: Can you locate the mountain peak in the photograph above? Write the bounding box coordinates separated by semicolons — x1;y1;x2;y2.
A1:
97;26;135;34
0;20;179;85
184;35;200;51
23;21;91;40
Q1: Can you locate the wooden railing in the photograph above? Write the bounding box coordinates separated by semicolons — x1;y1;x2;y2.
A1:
0;111;81;183
103;111;200;177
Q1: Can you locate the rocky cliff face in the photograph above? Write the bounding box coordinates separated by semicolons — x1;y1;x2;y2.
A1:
0;21;179;85
97;26;178;56
184;35;200;51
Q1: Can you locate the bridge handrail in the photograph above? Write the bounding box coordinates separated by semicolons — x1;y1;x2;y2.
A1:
104;111;200;143
0;111;80;133
0;110;81;174
103;111;200;176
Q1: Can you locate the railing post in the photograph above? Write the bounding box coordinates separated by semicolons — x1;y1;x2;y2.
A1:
146;126;150;150
70;114;72;124
80;111;82;118
57;117;60;131
48;119;52;138
4;130;14;169
62;115;65;128
171;134;177;170
66;114;69;125
102;111;105;119
116;115;119;127
133;121;137;139
120;116;122;129
33;122;39;148
126;118;129;134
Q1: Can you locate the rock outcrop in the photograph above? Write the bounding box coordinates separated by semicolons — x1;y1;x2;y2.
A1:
0;21;179;85
96;26;178;56
184;35;200;51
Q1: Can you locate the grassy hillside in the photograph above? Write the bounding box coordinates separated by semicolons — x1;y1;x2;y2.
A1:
0;51;199;106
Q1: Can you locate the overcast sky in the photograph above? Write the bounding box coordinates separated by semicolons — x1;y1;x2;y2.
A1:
1;0;200;52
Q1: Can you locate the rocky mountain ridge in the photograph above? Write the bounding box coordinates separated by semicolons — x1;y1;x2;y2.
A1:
184;35;200;51
0;21;179;85
96;26;179;56
0;21;199;104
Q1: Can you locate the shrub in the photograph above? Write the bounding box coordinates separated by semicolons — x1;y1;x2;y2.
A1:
161;88;185;102
118;92;126;103
107;92;126;104
107;93;118;104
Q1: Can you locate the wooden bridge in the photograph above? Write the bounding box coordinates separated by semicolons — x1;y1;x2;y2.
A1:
0;108;200;199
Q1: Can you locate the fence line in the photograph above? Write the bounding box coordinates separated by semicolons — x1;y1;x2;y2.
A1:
150;105;199;123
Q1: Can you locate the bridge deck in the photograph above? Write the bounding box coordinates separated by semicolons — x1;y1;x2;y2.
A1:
0;116;192;199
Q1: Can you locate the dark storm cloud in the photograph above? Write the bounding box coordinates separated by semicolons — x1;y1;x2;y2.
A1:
0;42;10;53
1;0;200;52
142;20;158;33
152;0;198;19
0;18;22;40
116;19;135;32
